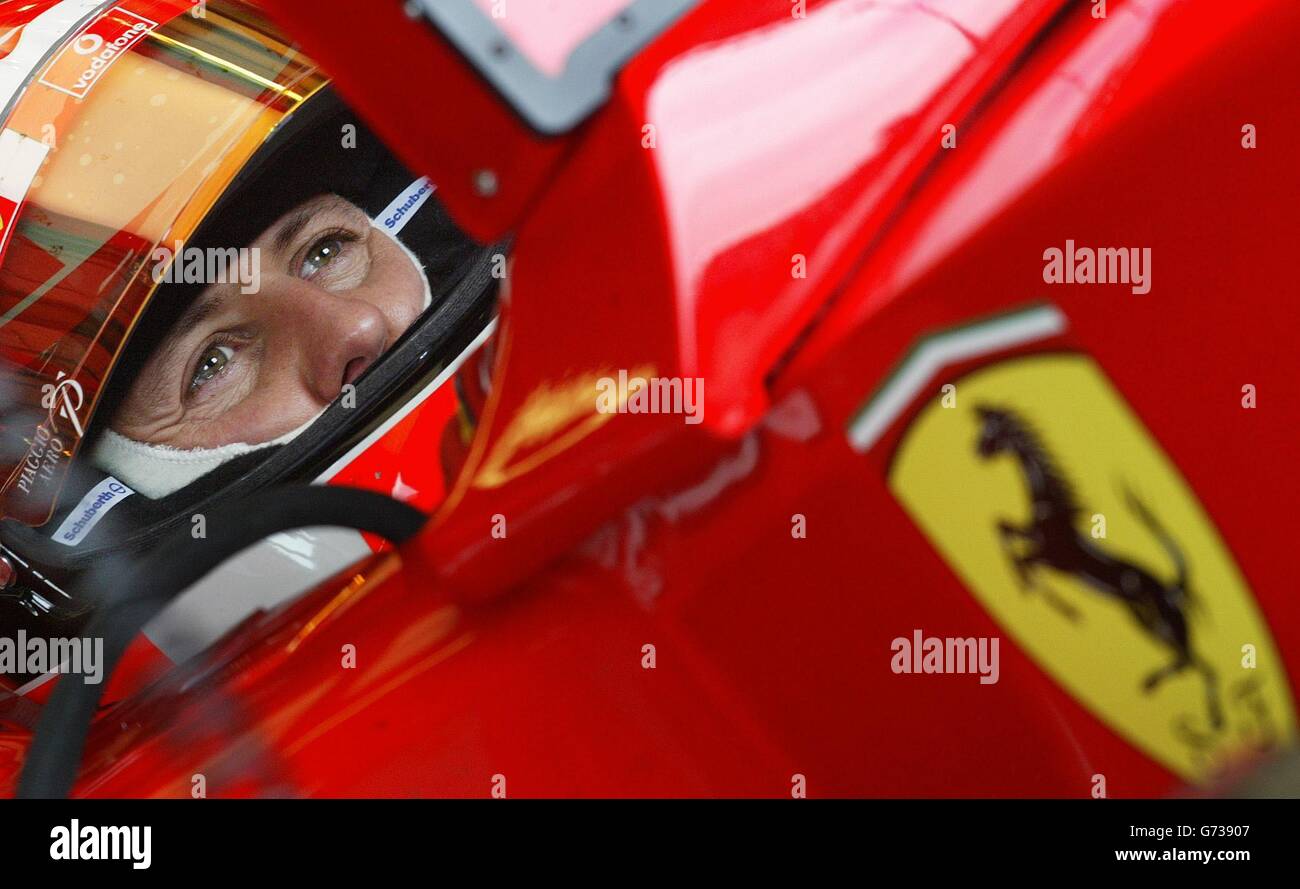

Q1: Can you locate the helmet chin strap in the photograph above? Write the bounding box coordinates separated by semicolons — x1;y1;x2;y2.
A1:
91;197;436;500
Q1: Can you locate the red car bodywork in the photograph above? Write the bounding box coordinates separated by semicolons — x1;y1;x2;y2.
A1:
1;0;1296;796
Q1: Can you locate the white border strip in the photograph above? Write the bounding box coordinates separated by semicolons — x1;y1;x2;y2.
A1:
0;0;107;112
0;128;49;263
0;128;49;202
846;305;1067;453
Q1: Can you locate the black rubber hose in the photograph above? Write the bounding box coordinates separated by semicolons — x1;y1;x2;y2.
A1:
17;485;427;799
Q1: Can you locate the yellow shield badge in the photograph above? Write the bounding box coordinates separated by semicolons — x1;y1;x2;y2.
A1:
865;314;1294;783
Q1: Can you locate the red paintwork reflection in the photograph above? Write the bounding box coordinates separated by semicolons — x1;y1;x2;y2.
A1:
641;0;1065;436
1;0;1295;798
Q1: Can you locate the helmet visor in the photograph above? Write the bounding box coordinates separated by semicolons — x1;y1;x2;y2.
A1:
0;0;325;524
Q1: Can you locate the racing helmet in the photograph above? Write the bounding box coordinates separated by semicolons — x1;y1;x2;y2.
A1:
0;0;500;677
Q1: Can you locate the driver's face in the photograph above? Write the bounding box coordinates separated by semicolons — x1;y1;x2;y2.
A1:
112;194;425;450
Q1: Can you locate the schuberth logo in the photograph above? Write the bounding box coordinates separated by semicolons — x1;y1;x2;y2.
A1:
851;308;1296;782
378;177;435;236
52;476;134;546
37;6;158;100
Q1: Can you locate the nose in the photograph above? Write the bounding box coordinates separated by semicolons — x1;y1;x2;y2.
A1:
287;283;390;403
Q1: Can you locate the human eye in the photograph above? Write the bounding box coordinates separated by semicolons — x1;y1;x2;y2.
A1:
189;342;235;393
299;229;361;280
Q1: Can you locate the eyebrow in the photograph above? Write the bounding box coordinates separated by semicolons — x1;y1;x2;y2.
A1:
174;288;225;333
163;198;341;340
148;288;226;379
272;208;314;255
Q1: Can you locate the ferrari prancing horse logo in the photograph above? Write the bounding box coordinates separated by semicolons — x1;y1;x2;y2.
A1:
974;404;1222;728
879;346;1294;783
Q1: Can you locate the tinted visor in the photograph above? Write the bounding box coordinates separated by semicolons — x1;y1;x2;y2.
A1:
0;0;325;524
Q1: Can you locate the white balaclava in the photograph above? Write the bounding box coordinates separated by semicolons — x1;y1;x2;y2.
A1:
91;206;434;500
